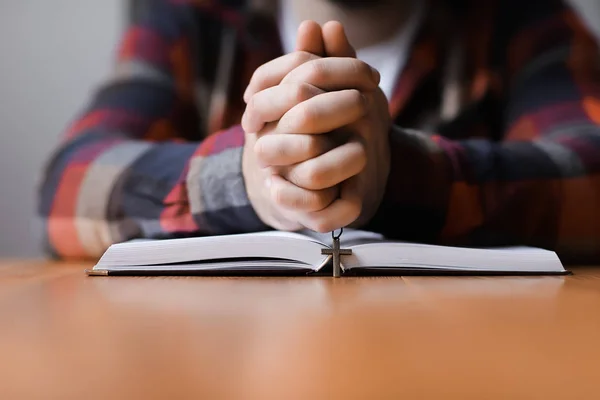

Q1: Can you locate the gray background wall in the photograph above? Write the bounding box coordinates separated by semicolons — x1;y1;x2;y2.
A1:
0;0;598;258
0;1;124;257
571;0;600;39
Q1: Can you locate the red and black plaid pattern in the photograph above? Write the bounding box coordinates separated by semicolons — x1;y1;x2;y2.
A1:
38;0;600;263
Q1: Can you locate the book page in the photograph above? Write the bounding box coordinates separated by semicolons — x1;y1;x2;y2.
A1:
249;231;326;246
96;229;330;270
120;231;322;245
343;241;565;273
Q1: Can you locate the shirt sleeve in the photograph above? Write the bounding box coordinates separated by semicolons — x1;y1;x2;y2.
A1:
38;0;267;259
368;0;600;263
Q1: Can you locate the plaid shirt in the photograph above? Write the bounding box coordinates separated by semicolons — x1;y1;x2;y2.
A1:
39;0;600;263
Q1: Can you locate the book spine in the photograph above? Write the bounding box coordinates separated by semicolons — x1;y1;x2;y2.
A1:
85;269;109;276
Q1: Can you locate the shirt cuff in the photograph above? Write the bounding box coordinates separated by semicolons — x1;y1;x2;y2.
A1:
186;126;270;234
365;125;452;242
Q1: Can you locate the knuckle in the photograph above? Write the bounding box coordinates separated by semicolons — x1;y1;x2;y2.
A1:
301;163;325;189
354;59;372;79
256;137;289;165
253;137;268;160
312;191;332;211
292;83;316;103
293;104;317;133
251;64;267;85
310;136;328;156
299;135;321;158
298;191;315;210
300;192;320;211
246;95;259;116
349;141;368;173
291;51;312;66
272;141;288;163
357;144;368;169
306;59;328;82
354;117;371;136
283;53;313;83
286;167;303;187
349;198;362;221
270;183;286;207
310;218;332;233
348;89;368;116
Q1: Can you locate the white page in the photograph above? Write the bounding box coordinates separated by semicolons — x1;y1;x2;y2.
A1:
95;230;329;270
343;242;565;272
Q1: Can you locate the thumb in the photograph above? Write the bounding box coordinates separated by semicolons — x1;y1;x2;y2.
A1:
322;21;357;58
294;20;325;56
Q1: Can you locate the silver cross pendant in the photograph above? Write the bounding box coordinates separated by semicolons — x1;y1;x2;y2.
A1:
321;228;352;277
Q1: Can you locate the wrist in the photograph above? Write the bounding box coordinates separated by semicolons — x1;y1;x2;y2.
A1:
242;132;303;231
364;126;452;241
242;133;271;227
196;126;268;233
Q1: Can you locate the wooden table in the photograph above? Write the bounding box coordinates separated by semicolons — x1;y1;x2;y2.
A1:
1;261;600;399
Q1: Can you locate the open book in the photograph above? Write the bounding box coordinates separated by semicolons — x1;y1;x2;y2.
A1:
87;229;567;276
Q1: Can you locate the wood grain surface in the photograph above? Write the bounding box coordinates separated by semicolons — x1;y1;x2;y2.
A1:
1;260;599;399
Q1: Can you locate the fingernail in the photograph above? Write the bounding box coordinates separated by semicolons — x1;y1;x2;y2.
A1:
265;176;272;188
371;67;380;85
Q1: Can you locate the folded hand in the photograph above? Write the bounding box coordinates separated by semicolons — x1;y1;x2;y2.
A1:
242;21;391;232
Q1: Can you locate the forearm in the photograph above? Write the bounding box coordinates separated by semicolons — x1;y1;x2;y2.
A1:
365;126;451;244
369;1;600;262
368;125;600;263
39;126;267;259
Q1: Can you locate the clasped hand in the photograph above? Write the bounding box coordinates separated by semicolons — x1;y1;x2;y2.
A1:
242;21;391;233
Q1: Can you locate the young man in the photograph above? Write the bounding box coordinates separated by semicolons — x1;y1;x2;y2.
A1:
39;0;600;263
